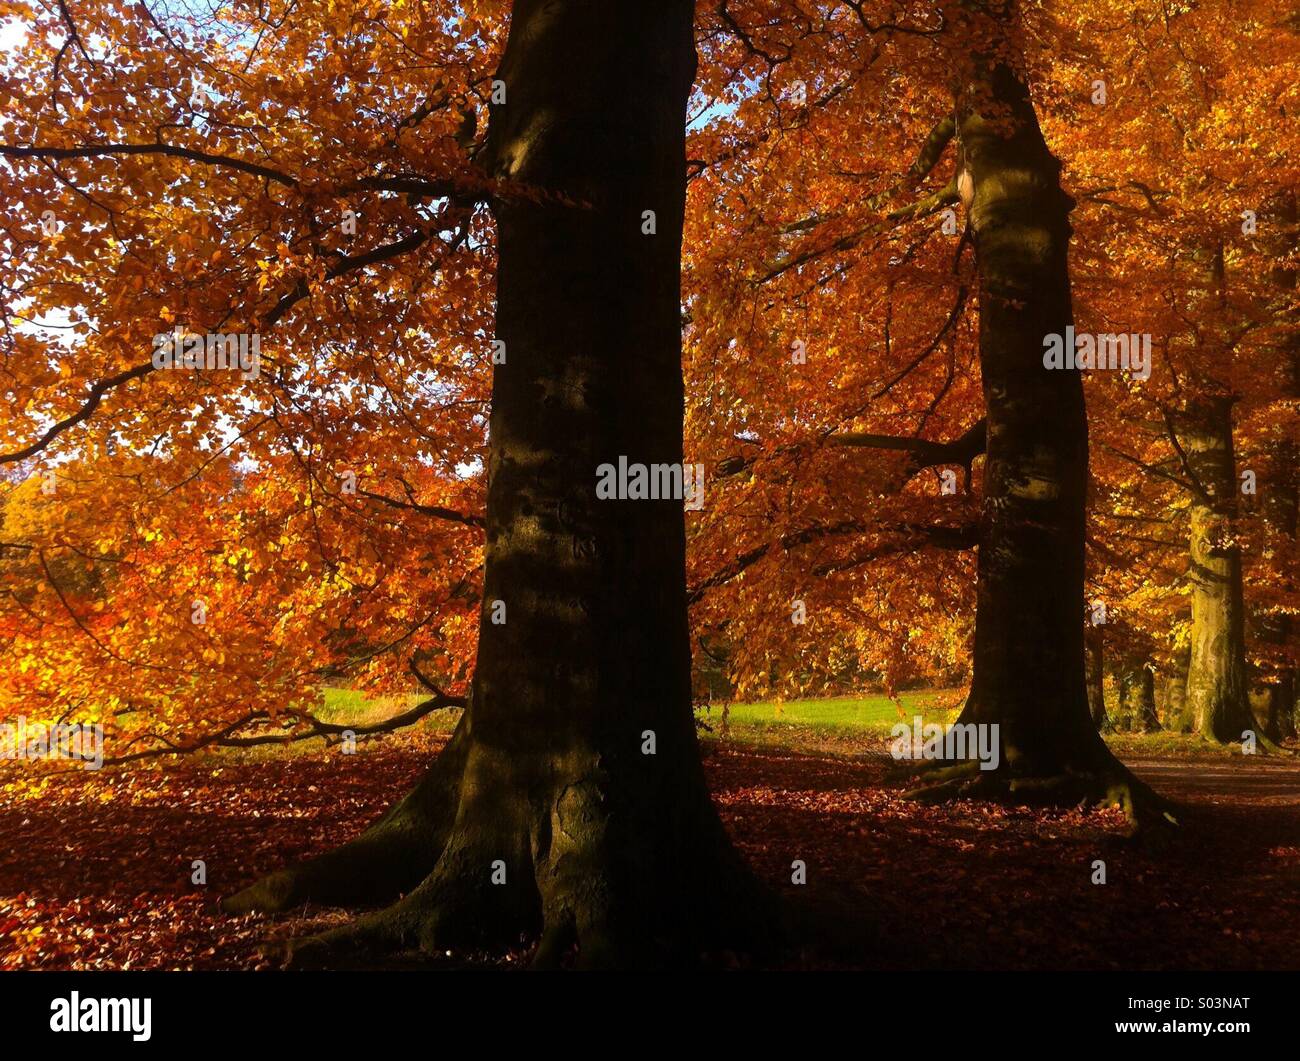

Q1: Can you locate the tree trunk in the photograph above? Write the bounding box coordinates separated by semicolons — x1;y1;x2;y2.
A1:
925;4;1169;828
1118;661;1160;733
1176;395;1255;744
225;0;761;967
1258;191;1299;743
1085;626;1106;729
1264;676;1298;743
1166;646;1193;732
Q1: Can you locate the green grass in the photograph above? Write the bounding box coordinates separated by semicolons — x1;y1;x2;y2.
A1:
229;687;1270;763
1101;729;1265;759
693;690;963;754
320;686;460;732
691;692;1273;759
697;690;959;730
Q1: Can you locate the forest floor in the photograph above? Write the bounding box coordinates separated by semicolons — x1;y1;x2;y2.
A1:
2;700;1298;970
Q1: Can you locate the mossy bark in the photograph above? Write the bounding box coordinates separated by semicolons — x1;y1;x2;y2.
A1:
1118;660;1160;733
225;0;764;967
1175;395;1255;744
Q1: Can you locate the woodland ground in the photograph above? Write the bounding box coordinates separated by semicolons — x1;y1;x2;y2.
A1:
1;691;1298;970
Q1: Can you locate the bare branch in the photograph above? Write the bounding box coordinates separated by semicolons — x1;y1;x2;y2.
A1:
0;142;299;187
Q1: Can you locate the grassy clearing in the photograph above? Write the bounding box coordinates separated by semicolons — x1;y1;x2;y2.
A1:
319;686;457;732
696;690;961;729
203;687;1276;764
1100;729;1268;759
692;692;1277;760
693;690;963;756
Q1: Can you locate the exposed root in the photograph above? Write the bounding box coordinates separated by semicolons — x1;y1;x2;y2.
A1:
222;720;471;915
227;733;775;969
901;757;1180;842
264;829;772;970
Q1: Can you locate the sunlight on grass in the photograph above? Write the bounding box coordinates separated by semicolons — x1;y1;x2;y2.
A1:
320;686;459;732
698;690;961;730
230;688;1268;763
694;690;963;755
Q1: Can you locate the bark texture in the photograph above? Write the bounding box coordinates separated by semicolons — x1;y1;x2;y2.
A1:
1085;627;1106;729
1258;191;1299;742
1118;660;1160;733
919;4;1171;829
1175;395;1255;744
1165;647;1193;733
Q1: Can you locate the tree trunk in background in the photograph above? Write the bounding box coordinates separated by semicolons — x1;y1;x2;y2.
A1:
1175;395;1255;744
955;35;1090;772
1085;626;1106;729
1119;660;1160;733
226;0;761;967
1165;646;1193;732
933;2;1167;826
1264;674;1298;742
1259;191;1299;743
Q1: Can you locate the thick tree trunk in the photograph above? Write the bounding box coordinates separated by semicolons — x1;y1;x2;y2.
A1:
1175;395;1255;744
954;46;1092;774
225;0;761;967
924;5;1170;828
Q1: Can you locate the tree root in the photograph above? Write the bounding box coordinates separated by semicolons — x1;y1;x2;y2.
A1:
259;821;774;970
222;720;471;915
902;758;1180;842
224;721;777;969
268;848;537;968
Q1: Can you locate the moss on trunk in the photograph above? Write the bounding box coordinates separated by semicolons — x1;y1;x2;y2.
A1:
1176;396;1255;744
1118;660;1160;733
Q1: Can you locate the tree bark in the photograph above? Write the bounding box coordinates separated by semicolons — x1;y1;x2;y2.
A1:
225;0;762;967
1085;626;1106;729
921;3;1170;828
1258;191;1299;742
1175;395;1255;743
1118;660;1160;733
1165;646;1193;733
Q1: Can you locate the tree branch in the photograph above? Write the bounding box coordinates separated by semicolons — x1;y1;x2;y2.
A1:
688;517;977;603
831;417;986;480
0;141;299;187
97;685;466;767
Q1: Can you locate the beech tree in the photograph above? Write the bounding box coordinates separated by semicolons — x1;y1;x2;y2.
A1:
1067;0;1299;748
3;0;1298;971
682;1;1175;825
224;0;763;966
912;2;1169;822
1;0;762;965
